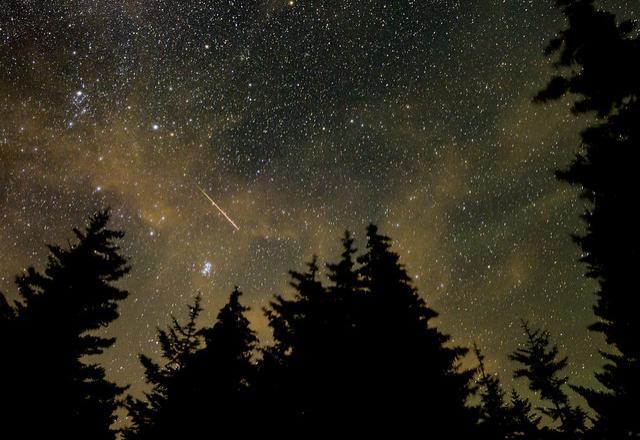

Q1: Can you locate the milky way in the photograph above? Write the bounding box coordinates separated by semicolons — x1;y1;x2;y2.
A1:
2;1;635;401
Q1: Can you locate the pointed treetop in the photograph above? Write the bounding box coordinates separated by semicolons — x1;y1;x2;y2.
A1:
327;230;360;292
510;321;569;400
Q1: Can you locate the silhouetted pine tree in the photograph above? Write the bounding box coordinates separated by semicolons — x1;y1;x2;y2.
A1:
536;2;640;438
0;210;130;440
474;344;541;439
261;255;346;432
474;343;512;438
125;288;257;439
261;236;370;435
125;294;203;440
509;390;543;439
326;230;361;296
355;224;477;436
510;322;586;438
187;286;257;437
262;226;477;437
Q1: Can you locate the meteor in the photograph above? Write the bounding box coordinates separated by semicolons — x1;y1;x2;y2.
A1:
197;186;240;231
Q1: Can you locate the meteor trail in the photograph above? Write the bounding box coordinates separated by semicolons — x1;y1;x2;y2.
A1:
197;186;240;231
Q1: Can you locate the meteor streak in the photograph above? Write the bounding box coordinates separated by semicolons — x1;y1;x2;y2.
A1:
197;186;240;231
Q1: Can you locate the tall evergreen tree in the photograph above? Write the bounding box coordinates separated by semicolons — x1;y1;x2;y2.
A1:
536;1;640;438
126;288;257;439
0;210;130;440
508;390;543;440
326;230;361;296
187;286;258;437
323;229;372;425
262;225;478;436
510;322;586;437
474;344;541;439
261;255;344;432
474;344;513;439
260;232;376;436
125;294;204;440
354;224;477;436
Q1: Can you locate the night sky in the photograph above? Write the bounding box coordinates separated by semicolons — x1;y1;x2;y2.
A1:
2;1;635;403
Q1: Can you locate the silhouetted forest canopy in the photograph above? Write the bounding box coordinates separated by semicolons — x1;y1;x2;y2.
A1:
1;1;638;439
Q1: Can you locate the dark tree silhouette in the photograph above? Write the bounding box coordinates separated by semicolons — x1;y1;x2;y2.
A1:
125;288;257;439
355;224;477;435
475;343;512;438
0;210;130;440
258;232;378;437
260;255;345;433
326;230;362;296
510;322;586;437
187;286;258;437
474;344;541;439
0;292;13;319
535;0;639;117
536;2;640;438
125;294;204;439
261;225;477;436
509;390;544;439
0;290;15;329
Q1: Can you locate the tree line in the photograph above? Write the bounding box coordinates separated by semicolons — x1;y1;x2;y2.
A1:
1;1;638;439
0;213;589;439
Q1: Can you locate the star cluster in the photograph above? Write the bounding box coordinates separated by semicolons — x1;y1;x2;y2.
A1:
3;0;632;401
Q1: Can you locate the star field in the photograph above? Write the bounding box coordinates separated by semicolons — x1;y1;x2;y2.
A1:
3;0;634;403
